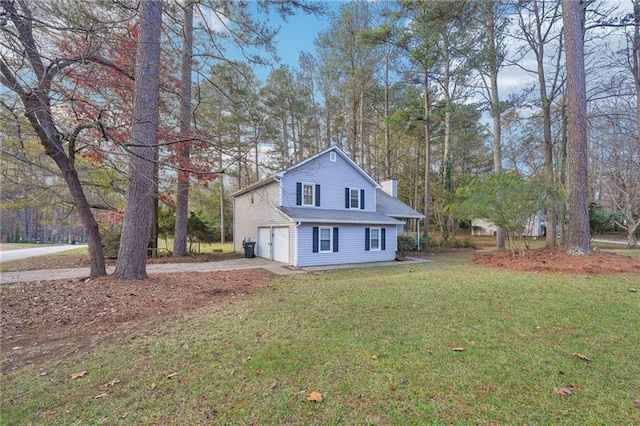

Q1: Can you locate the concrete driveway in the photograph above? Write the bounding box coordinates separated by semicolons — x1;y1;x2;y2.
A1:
0;256;430;285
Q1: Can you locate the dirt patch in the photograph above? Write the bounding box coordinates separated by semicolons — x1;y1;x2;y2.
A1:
1;269;273;371
473;248;640;274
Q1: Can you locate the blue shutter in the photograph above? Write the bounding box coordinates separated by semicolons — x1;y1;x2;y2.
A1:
360;189;365;209
333;227;339;252
345;188;350;208
315;184;321;207
381;228;386;250
296;182;302;206
312;227;319;253
365;227;370;251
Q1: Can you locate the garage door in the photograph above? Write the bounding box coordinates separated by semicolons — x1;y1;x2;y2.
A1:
272;227;289;264
257;227;271;259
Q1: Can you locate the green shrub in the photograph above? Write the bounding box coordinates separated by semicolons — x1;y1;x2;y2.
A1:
428;237;476;249
397;234;416;252
101;232;121;259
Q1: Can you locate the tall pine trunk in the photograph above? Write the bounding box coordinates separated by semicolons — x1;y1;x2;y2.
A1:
487;3;506;250
114;0;162;278
422;70;432;250
562;0;591;255
174;1;194;258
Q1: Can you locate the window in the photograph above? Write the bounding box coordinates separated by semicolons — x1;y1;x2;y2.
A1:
330;151;336;162
350;188;360;209
303;183;314;206
313;227;339;253
345;187;365;209
370;228;380;250
319;227;332;252
297;182;319;207
365;227;385;251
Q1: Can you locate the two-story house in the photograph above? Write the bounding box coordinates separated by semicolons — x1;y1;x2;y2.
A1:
231;146;423;268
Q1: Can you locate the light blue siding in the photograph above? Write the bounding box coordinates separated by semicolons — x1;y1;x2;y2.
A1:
296;224;397;267
281;151;376;211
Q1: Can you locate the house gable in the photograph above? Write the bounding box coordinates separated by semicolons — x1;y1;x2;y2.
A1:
280;147;379;211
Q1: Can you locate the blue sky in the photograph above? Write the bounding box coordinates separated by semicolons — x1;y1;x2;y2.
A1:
251;1;344;78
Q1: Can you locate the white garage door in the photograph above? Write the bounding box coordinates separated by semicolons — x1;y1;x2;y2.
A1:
272;227;289;264
257;227;271;259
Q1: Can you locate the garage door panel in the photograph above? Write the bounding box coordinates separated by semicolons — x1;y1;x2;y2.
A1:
257;227;270;259
272;227;289;263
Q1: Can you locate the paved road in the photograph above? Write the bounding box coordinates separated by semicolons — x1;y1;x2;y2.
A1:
0;245;88;263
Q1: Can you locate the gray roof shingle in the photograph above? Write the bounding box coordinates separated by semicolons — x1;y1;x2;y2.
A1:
375;190;425;219
278;206;403;225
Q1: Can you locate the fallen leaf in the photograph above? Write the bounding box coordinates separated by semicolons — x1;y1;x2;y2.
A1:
553;387;572;395
71;371;88;379
634;401;640;409
94;393;108;399
121;413;129;419
167;372;179;379
103;379;120;387
150;382;156;389
451;347;465;352
306;391;323;402
370;354;378;360
389;385;397;391
629;288;637;292
469;339;476;346
572;353;590;362
569;384;581;391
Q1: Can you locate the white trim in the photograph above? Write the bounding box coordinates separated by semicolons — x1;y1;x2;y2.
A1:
319;226;332;253
330;151;336;162
349;187;360;209
302;182;315;206
370;227;381;251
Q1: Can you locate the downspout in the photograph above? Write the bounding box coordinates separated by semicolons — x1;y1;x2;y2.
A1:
294;221;302;268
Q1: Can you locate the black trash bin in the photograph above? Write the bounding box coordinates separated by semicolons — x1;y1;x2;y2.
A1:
243;241;256;258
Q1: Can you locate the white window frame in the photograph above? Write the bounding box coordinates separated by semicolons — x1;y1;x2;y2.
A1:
302;182;315;206
350;187;360;209
370;227;381;251
319;227;332;253
330;151;337;162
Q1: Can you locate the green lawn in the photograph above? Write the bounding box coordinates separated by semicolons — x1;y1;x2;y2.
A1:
2;255;639;425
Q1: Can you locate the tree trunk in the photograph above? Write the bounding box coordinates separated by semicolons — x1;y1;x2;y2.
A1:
114;0;162;278
633;0;640;152
423;70;431;250
562;0;591;255
487;3;506;250
174;0;193;258
1;0;107;277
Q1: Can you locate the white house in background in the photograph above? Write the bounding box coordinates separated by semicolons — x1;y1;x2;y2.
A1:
231;146;424;267
471;213;546;237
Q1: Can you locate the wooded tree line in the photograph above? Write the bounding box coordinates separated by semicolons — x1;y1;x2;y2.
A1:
1;0;638;278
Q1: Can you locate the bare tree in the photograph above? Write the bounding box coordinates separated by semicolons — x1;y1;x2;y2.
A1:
114;0;162;279
0;0;109;276
562;0;591;255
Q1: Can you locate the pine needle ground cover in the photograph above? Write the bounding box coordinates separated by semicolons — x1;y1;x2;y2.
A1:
2;256;639;425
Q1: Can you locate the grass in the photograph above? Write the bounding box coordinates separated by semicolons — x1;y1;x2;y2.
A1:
2;254;639;425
